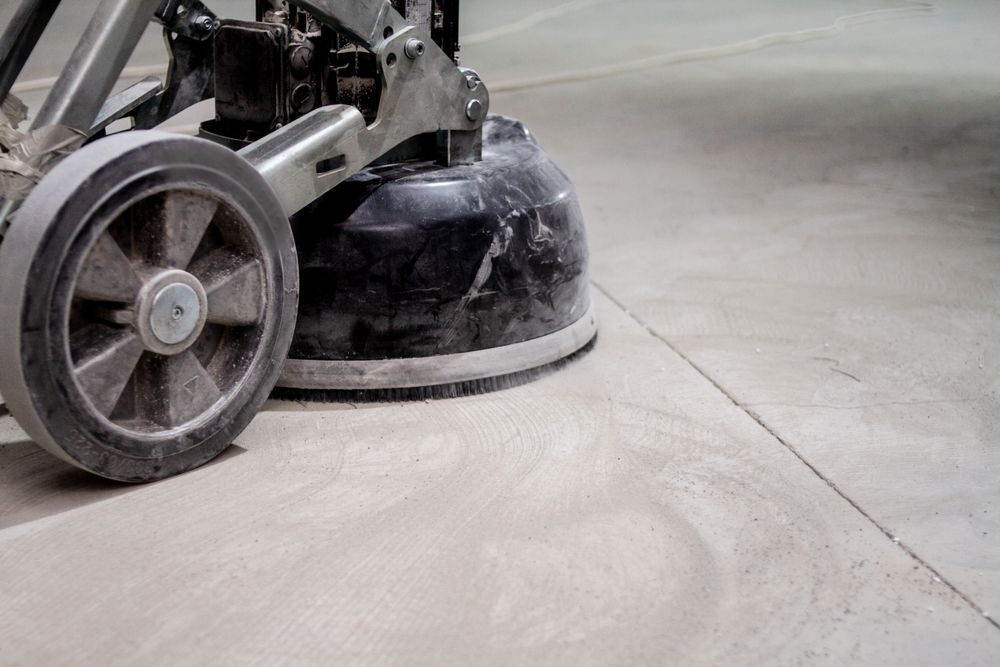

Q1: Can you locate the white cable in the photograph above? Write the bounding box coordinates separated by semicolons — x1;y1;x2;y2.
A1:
490;1;937;93
463;0;622;46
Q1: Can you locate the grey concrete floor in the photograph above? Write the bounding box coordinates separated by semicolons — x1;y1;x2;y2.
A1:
2;0;999;664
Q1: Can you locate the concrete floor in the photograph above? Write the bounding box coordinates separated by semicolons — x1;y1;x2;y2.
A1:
2;0;999;663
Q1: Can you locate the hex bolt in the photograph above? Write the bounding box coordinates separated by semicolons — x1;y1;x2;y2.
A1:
465;99;484;122
404;38;425;59
466;74;481;90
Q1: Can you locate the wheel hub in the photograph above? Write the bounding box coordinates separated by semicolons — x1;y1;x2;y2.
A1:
150;282;201;344
136;269;208;355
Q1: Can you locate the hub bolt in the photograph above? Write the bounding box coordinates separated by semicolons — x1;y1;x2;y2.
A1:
465;99;484;122
404;38;425;59
148;282;202;346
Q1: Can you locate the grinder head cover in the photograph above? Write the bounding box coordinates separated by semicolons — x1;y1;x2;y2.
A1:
276;116;596;401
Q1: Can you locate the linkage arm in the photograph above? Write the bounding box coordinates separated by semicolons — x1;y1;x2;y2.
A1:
31;0;163;133
0;0;62;103
241;16;489;217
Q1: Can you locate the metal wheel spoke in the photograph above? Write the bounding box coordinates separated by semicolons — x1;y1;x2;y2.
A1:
156;350;222;428
190;248;264;326
72;326;144;417
75;231;143;303
144;191;218;269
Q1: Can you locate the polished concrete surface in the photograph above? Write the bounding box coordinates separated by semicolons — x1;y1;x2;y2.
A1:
2;1;999;664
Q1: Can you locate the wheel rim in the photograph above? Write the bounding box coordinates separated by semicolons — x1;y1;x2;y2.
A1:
67;185;267;436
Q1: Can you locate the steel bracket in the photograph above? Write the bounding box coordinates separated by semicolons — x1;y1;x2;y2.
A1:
241;17;490;216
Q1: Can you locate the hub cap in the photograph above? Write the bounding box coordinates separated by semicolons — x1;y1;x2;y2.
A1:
135;269;209;355
151;283;199;345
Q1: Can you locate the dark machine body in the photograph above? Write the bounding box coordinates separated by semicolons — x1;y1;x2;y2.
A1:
279;115;593;399
210;1;593;399
291;118;588;362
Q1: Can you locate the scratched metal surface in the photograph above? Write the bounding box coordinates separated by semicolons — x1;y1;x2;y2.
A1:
2;0;999;663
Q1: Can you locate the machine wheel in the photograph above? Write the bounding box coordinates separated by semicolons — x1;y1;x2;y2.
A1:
0;131;298;482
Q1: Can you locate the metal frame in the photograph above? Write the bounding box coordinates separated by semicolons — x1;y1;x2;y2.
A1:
0;0;63;102
30;0;164;133
240;19;488;215
2;0;489;223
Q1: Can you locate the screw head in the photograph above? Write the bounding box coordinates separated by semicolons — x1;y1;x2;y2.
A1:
150;283;201;345
290;83;314;114
197;15;215;32
289;45;313;76
465;99;484;122
404;38;425;59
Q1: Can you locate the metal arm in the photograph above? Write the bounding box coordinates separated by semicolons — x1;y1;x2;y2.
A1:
240;20;490;216
0;0;62;103
31;0;162;133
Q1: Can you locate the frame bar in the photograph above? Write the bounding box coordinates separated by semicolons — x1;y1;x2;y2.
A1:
0;0;63;102
31;0;161;132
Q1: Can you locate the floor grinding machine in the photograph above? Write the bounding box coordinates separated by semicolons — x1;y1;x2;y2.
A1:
0;0;595;481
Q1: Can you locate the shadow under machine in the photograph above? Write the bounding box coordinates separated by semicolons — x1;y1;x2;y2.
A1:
0;0;595;481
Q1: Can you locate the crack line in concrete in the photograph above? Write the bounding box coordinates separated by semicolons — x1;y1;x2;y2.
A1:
746;398;975;411
591;280;1000;632
463;0;622;46
490;1;937;93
